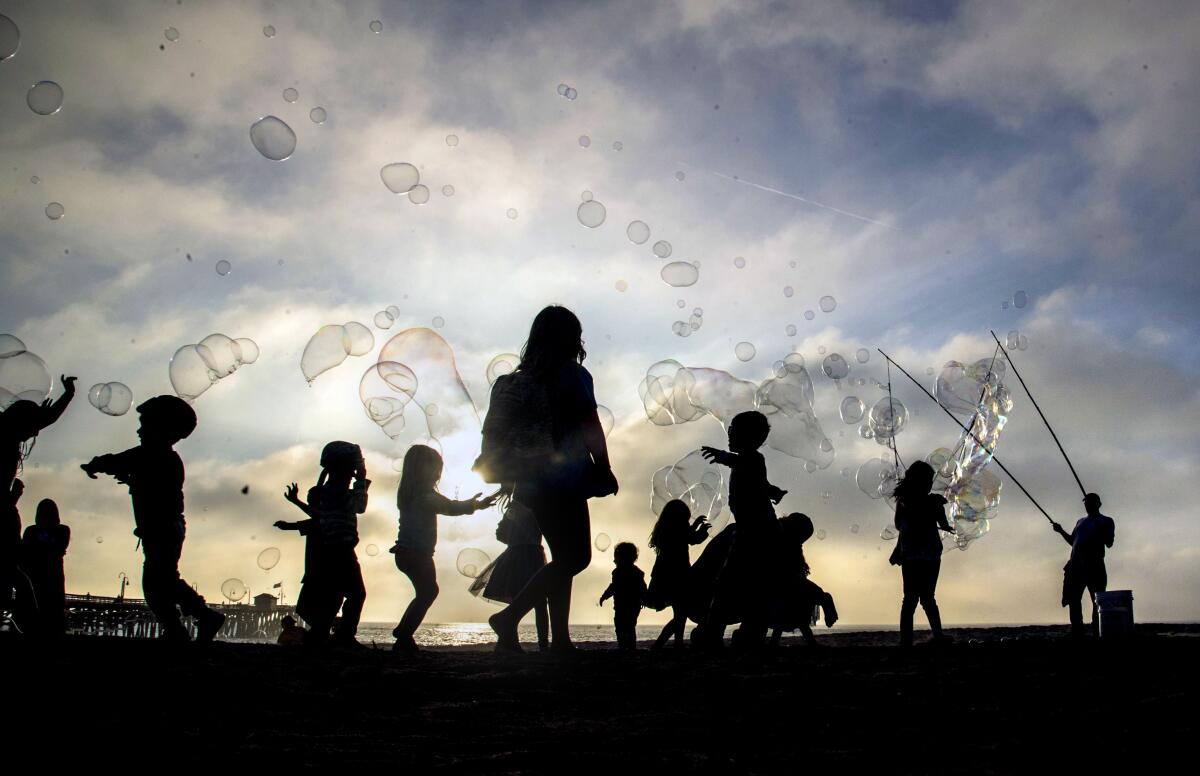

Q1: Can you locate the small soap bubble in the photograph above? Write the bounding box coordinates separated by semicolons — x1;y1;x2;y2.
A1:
96;536;103;544
660;261;699;288
165;27;180;42
693;307;703;317
565;87;577;100
1006;331;1019;349
1001;300;1010;310
432;316;445;329
215;259;231;276
627;221;650;244
282;87;298;103
880;526;897;541
486;353;520;385
577;200;606;228
804;310;815;321
387;305;400;318
456;548;490;578
652;240;672;258
677;300;686;308
675;171;685;181
263;25;276;37
819;295;837;313
855;348;870;364
374;311;394;329
369;20;383;33
734;256;746;269
615;279;628;292
581;191;593;202
594;533;612;552
735;342;756;362
1013;290;1027;308
786;324;797;337
446;134;459;146
850;524;860;534
221;578;247;601
557;83;569;96
408;184;430;204
441;184;454;196
816;529;827;540
309;106;326;124
839;396;864;424
366;544;380;556
45;202;65;220
30;176;39;184
578;135;591;147
87;382;133;416
817;345;826;355
0;14;19;61
257;547;281;571
249;116;296;161
27;81;64;116
380;162;420;194
612;141;623;151
821;353;849;379
506;208;518;219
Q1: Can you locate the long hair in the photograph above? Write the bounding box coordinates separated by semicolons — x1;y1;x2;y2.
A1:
397;444;444;516
518;305;586;374
649;499;690;554
35;498;60;528
892;460;935;504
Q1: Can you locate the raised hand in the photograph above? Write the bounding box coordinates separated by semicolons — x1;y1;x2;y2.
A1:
284;483;299;502
60;374;77;392
80;461;98;479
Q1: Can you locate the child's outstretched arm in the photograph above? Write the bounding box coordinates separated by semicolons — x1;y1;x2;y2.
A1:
700;446;737;467
599;582;615;606
431;490;500;517
81;448;137;482
38;375;77;430
282;482;318;519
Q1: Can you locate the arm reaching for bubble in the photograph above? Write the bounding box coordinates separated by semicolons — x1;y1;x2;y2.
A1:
700;446;737;467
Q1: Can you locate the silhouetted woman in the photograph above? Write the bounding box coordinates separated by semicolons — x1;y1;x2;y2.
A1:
889;461;953;647
480;305;618;653
21;498;70;635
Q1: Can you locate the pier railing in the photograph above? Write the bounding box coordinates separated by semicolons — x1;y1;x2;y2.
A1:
63;593;295;640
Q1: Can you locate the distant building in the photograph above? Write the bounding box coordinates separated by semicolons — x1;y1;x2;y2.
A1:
253;593;278;610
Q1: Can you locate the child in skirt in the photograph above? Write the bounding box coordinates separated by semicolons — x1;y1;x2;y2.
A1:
645;499;709;649
469;499;549;650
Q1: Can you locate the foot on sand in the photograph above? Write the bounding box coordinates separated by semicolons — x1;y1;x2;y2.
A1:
196;610;226;643
489;612;522;654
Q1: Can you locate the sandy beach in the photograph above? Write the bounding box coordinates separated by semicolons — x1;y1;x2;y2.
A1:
6;623;1196;772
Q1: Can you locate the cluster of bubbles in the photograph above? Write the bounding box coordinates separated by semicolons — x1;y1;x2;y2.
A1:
87;382;133;417
1005;330;1029;351
380;162;428;204
651;449;729;532
221;578;247;602
170;334;261;401
456;548;490;578
373;304;402;330
638;353;834;471
359;361;417;439
257;547;281;571
671;308;703;338
371;328;479;442
555;83;579;100
300;322;374;383
0;335;51;410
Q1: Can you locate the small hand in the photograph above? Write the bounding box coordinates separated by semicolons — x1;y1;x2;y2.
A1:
60;374;77;392
80;462;98;480
273;520;289;530
284;483;299;502
1051;522;1063;533
700;446;722;462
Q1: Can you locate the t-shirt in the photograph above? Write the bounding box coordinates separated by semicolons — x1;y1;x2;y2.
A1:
307;479;370;549
894;493;950;563
604;564;647;614
89;446;186;536
395;489;478;555
727;451;777;532
1068;513;1115;565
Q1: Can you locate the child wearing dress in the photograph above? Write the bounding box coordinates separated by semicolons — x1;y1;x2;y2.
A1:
645;499;709;649
469;499;549;650
599;541;647;651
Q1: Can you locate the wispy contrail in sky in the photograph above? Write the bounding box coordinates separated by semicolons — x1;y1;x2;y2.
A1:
678;162;894;229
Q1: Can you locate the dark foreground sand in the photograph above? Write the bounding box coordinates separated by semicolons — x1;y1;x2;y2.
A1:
5;624;1197;772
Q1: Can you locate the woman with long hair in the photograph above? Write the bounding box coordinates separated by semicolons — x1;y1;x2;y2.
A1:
889;460;954;647
482;305;618;653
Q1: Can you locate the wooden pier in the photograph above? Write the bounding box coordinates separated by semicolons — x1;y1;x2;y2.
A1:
64;592;295;640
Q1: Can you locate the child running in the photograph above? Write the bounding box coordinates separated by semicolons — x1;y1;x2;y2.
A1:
599;541;647;651
645;499;709;649
469;498;550;651
769;512;838;647
81;396;225;642
390;444;497;654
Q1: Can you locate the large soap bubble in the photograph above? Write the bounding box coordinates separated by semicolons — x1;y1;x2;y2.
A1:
456;548;490;578
257;547;281;571
650;449;729;532
359;361;418;439
198;333;242;378
820;353;849;380
486;353;520;385
170;333;259;400
221;578;247;602
0;338;51;410
300;323;375;383
661;262;699;287
249;116;296;161
935;358;1006;416
0;14;20;61
379;328;478;439
757;356;834;469
626;221;650;244
856;457;892;500
27;81;64;116
597;405;615;437
868;397;908;439
87;382;133;416
839;396;864;424
577;200;606;228
381;162;420;194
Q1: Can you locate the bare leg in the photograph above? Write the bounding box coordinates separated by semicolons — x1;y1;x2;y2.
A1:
534;598;549;649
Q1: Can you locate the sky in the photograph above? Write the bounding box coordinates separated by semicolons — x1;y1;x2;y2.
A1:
2;0;1198;627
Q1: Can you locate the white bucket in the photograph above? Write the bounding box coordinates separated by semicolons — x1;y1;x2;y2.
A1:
1095;590;1134;638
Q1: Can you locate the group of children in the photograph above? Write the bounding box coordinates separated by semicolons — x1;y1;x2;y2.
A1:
1;377;1115;649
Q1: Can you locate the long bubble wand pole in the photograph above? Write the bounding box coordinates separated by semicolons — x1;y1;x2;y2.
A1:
877;349;1056;525
989;330;1087;498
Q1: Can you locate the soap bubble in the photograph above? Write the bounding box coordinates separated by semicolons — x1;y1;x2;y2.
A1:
263;25;276;37
429;317;444;330
387;305;400;318
856;457;891;499
30;176;39;184
446;134;459;146
566;87;577;100
935;358;1006;416
0;335;25;359
869;397;908;439
300;323;374;383
577;200;606;228
506;208;518;219
615;280;628;292
880;526;897;541
359;362;418;439
818;346;826;355
221;578;247;601
597;405;615;437
486;353;520;385
282;87;298;103
375;311;395;329
815;529;826;540
850;524;860;534
95;536;103;543
369;20;383;33
819;295;837;313
660;262;699;287
164;27;180;42
579;135;591;147
785;325;796;337
44;202;64;220
0;347;51;410
249;116;296;161
1013;290;1027;308
594;533;611;552
309;107;327;124
652;240;672;258
169;345;217;400
409;185;430;204
612;141;623;151
441;184;454;197
379;328;479;439
581;191;593;202
693;308;703;318
858;423;874;439
1017;334;1028;351
804;310;815;321
0;14;20;61
672;321;691;338
677;300;686;309
735;342;756;362
380;162;420;194
257;547;281;571
456;548;490;578
783;286;794;298
820;353;849;380
215;259;231;276
366;544;380;556
757;358;834;469
839;396;864;424
626;221;650;244
87;382;133;416
557;83;569;96
855;348;870;364
27;81;64;116
675;171;686;181
235;338;260;364
650;449;729;531
733;256;746;269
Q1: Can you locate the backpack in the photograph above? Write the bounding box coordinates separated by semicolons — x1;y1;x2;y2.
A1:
473;372;556;484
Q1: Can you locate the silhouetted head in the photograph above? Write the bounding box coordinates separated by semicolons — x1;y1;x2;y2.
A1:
136;395;197;446
398;444;444;512
780;512;814;546
728;411;770;453
519;305;586;373
320;441;362;474
1;399;43;440
613;541;638;566
649;499;691;553
35;498;60;528
281;615;297;629
893;460;935;502
1083;492;1102;514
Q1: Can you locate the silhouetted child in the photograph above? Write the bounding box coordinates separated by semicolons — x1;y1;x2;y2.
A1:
1;478;37;633
889;461;953;647
599;541;646;650
276;614;306;646
81;396;225;643
390;444;497;654
1;375;76;492
469;498;550;650
699;410;787;648
277;441;370;646
21;498;70;636
770;513;838;647
646;499;709;649
1052;492;1115;637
